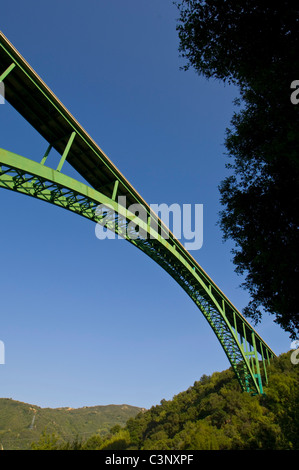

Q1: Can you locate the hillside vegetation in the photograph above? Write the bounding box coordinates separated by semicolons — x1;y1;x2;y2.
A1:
0;400;143;450
32;351;298;450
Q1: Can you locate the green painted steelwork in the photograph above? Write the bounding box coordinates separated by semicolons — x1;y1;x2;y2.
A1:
0;32;276;394
0;148;275;394
56;132;76;172
0;62;15;82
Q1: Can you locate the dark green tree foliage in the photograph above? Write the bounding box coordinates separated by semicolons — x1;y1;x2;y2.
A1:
31;353;299;450
176;0;299;338
176;0;298;86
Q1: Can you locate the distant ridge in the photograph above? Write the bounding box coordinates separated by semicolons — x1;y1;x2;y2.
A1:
0;398;144;450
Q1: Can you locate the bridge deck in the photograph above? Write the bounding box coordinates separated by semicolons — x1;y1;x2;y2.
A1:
0;31;275;360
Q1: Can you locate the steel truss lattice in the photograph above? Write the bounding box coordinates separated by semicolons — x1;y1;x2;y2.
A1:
0;149;275;395
0;31;276;395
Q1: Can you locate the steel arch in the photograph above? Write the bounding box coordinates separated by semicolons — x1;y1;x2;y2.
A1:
0;148;275;394
0;31;276;394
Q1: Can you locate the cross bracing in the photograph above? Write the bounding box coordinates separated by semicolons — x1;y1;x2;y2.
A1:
0;32;276;394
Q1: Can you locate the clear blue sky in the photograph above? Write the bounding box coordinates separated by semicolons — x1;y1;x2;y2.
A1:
0;0;291;410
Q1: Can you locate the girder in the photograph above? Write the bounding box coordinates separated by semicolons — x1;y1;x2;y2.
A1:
0;31;276;394
0;148;274;394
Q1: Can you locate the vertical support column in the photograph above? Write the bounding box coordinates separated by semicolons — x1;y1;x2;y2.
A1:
56;131;76;172
266;348;270;365
242;323;248;354
222;300;226;317
112;180;119;201
260;342;269;385
147;215;151;230
30;143;53;188
0;62;16;82
241;323;251;393
147;215;151;240
41;144;52;165
0;62;16;104
233;311;238;339
251;332;263;394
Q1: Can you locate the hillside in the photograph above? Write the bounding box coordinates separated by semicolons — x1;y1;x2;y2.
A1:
122;351;299;450
0;400;143;450
32;351;299;450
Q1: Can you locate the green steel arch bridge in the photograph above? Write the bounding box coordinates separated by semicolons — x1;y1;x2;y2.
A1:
0;32;276;395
